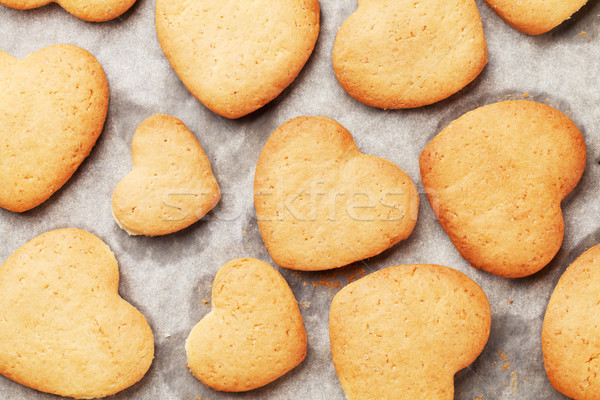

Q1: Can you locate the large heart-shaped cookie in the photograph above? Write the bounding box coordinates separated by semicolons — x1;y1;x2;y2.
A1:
186;258;306;392
420;100;586;278
0;0;137;21
155;0;320;119
333;0;487;109
112;114;220;236
254;117;419;271
0;229;154;399
0;44;108;213
330;264;491;400
543;243;600;399
485;0;589;35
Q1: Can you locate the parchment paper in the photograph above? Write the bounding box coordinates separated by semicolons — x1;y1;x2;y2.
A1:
1;0;599;398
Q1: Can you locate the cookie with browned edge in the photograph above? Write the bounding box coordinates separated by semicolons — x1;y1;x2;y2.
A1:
330;263;491;400
0;229;154;399
186;258;306;392
420;100;586;278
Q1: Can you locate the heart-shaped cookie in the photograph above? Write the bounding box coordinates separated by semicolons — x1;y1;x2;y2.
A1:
485;0;589;35
112;114;220;236
0;0;137;22
254;117;419;271
0;229;154;399
186;258;306;392
542;243;600;400
330;264;491;400
420;100;586;278
333;0;487;109
0;44;108;213
155;0;320;119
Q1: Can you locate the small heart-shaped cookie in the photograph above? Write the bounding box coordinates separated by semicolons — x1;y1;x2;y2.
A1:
485;0;589;35
333;0;487;109
0;45;108;212
155;0;320;119
112;114;220;236
186;258;306;392
0;0;137;21
543;243;600;400
420;100;586;278
254;117;419;271
0;229;154;399
330;264;491;400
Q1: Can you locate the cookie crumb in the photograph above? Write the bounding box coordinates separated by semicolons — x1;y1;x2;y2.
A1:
473;396;483;400
498;349;507;361
577;31;587;38
202;300;209;304
165;334;171;338
522;93;529;98
502;361;511;370
509;300;513;305
511;371;518;395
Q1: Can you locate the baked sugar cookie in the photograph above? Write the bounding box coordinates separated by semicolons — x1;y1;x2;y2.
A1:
420;100;586;278
155;0;320;119
330;264;491;400
186;258;306;392
333;0;487;109
254;117;419;271
543;243;600;400
112;114;220;236
0;0;137;22
0;44;108;212
485;0;589;35
0;229;154;399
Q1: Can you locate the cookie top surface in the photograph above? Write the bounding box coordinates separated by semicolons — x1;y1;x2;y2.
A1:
484;0;589;35
155;0;319;119
420;100;586;278
0;229;154;399
186;258;306;392
111;114;220;236
0;44;108;213
333;0;487;109
0;0;137;21
254;116;419;271
543;243;600;400
330;263;491;400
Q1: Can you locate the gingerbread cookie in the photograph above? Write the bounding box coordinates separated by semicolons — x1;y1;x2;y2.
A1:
0;44;108;213
186;258;306;392
420;100;586;278
485;0;589;35
155;0;320;119
543;243;600;400
330;264;491;399
0;229;154;399
0;0;137;22
333;0;487;109
112;114;220;236
254;116;419;271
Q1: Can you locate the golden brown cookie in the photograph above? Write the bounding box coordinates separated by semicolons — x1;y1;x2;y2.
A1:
420;100;586;278
254;116;419;271
543;243;600;400
0;0;137;22
333;0;487;109
186;258;306;392
155;0;320;119
485;0;589;35
0;229;154;399
330;263;491;400
111;114;220;236
0;44;108;213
